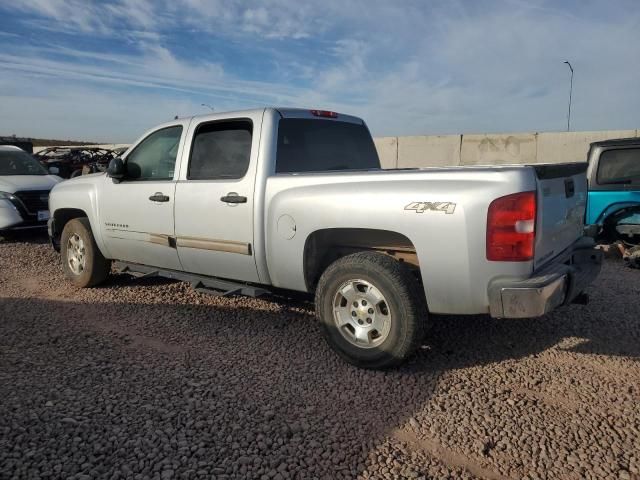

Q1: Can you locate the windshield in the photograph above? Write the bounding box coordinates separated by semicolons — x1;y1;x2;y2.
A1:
0;150;48;176
275;119;380;173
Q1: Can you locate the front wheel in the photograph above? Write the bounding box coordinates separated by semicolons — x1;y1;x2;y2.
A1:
61;218;111;287
315;252;427;369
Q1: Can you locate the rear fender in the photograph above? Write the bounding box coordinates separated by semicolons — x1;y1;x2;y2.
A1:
600;204;640;243
594;201;640;225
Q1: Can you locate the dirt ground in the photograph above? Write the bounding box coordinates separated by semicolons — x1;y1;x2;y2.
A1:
0;233;638;480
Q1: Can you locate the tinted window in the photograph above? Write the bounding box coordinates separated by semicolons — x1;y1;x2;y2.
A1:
125;126;182;181
275;119;380;173
0;150;47;175
597;148;640;184
188;121;252;180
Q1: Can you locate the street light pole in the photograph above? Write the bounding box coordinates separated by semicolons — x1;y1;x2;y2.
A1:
563;61;573;131
201;103;215;112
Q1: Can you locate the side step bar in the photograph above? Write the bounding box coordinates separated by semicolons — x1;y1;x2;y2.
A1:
113;261;270;298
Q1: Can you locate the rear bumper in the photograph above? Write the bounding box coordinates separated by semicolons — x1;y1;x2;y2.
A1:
488;237;603;318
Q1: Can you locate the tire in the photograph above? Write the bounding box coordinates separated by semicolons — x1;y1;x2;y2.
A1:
61;218;110;287
315;251;427;369
0;230;15;242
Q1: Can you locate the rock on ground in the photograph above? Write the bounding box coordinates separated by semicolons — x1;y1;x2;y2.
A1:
0;233;639;479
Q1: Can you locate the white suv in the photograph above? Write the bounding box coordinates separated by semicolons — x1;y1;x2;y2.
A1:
0;145;62;232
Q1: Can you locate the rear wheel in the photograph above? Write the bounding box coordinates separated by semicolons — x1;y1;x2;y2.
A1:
61;218;110;287
315;251;427;369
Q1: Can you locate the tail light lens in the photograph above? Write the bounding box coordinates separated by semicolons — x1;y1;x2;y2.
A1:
486;191;536;261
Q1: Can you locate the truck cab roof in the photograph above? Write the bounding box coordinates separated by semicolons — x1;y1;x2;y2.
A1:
590;137;640;148
187;107;365;125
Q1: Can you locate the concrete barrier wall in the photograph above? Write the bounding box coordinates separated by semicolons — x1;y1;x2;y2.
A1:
536;130;637;164
35;129;639;168
460;133;537;166
397;135;461;168
372;137;397;169
375;129;639;169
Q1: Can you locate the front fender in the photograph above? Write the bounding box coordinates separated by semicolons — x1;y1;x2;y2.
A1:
49;175;110;258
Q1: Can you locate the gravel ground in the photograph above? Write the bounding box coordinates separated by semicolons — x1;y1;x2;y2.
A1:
0;233;639;480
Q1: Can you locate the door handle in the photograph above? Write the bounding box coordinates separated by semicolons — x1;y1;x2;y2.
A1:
149;192;170;202
564;179;575;198
220;194;247;204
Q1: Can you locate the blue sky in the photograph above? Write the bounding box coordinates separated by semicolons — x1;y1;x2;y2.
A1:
0;0;639;142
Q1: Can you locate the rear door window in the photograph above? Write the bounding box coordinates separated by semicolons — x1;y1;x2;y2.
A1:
597;148;640;185
276;119;380;173
188;120;253;180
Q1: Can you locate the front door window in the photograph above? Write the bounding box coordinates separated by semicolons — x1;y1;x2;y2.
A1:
125;126;183;181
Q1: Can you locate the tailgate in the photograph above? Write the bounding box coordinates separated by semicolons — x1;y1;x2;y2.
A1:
533;163;588;269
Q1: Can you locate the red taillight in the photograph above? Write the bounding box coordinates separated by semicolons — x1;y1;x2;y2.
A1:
486;191;536;261
310;109;338;118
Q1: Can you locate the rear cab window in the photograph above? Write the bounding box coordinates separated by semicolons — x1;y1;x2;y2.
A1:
596;148;640;186
275;119;380;173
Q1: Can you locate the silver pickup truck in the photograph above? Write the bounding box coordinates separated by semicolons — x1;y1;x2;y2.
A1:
48;108;602;368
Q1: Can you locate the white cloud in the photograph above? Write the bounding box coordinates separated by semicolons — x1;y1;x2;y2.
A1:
175;0;326;39
9;0;112;34
0;0;638;140
0;73;205;142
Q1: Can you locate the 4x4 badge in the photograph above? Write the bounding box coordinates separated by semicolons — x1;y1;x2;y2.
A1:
404;201;456;214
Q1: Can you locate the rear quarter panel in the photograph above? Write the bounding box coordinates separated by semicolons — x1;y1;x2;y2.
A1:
586;190;640;225
264;167;537;315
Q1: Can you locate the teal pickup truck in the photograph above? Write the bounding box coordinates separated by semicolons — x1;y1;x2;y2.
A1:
586;138;640;248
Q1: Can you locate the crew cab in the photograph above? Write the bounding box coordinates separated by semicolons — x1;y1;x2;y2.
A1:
0;145;62;232
585;137;640;246
47;108;602;368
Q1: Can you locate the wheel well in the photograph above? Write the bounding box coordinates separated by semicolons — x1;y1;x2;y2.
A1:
51;208;88;250
600;205;640;245
303;228;421;291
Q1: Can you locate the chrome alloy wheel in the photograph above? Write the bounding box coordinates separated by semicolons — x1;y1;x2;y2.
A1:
332;279;392;348
67;233;86;275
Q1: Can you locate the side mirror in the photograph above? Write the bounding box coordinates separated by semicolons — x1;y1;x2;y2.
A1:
48;166;59;175
107;157;125;180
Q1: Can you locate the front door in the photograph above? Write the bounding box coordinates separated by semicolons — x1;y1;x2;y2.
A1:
99;124;186;270
174;115;261;283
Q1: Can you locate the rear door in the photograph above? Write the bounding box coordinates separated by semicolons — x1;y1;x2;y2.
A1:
173;112;262;283
533;163;588;268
